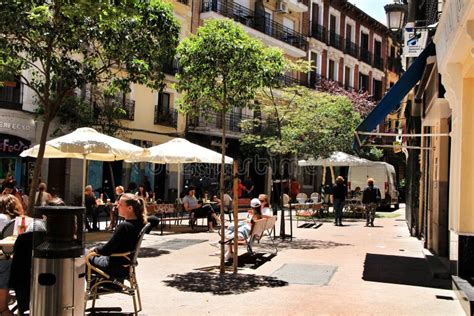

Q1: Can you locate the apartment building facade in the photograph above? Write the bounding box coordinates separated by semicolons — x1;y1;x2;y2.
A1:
306;0;394;101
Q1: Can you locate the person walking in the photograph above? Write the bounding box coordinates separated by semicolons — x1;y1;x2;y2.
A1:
332;176;347;226
362;178;381;227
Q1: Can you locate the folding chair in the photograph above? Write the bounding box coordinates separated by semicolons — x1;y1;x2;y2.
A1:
85;223;151;315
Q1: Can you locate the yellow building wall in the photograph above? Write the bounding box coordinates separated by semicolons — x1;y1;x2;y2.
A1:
459;78;474;232
123;0;192;145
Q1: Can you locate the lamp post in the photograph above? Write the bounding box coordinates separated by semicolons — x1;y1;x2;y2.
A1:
384;0;408;32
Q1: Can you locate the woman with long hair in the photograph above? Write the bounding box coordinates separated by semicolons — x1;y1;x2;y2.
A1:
258;194;273;217
135;184;149;200
107;186;124;231
88;193;147;276
0;194;22;316
34;182;52;207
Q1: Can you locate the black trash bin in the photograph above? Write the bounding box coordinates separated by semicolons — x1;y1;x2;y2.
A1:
30;206;85;316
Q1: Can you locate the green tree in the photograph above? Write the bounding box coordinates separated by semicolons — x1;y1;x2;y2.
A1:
176;19;284;273
0;0;180;213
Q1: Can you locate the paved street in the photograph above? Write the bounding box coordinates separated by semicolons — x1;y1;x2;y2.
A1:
87;206;465;315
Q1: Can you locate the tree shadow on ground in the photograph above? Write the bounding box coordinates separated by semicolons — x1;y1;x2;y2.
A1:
362;253;451;289
138;247;170;258
274;239;353;250
163;271;288;295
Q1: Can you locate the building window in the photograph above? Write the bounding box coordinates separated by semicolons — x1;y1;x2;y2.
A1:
344;66;352;90
0;79;22;110
154;92;175;126
359;73;369;92
373;79;382;100
309;52;319;87
328;59;336;81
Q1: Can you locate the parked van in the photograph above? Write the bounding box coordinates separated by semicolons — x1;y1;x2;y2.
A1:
347;162;399;209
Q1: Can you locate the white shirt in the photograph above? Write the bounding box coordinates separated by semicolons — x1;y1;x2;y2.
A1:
262;207;272;217
0;214;11;232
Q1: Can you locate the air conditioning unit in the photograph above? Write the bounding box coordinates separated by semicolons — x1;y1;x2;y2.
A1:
275;1;288;13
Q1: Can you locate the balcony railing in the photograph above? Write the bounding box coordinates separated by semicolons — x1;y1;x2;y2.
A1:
360;48;372;65
201;0;307;51
387;56;401;73
154;108;178;126
280;75;302;86
163;59;180;75
0;81;23;110
310;23;327;43
187;111;254;133
373;55;384;71
344;39;359;58
328;31;343;50
107;97;135;121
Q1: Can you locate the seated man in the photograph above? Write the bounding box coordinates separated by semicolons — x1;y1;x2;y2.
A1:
182;186;219;232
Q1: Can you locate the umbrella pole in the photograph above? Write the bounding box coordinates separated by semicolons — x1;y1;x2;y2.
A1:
82;156;86;206
177;164;181;200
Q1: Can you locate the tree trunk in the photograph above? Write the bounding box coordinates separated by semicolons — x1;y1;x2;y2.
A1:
232;161;239;273
219;108;227;274
27;118;52;216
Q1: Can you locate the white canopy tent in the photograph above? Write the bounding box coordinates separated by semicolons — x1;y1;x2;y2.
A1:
298;151;372;167
21;127;144;205
128;138;233;198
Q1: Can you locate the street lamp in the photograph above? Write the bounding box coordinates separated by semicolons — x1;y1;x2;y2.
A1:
384;0;408;32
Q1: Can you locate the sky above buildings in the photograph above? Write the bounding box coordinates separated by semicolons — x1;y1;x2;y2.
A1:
349;0;394;25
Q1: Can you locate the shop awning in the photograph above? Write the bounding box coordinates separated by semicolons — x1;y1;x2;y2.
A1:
353;42;436;150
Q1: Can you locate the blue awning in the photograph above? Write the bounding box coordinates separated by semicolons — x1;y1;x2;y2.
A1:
353;42;436;150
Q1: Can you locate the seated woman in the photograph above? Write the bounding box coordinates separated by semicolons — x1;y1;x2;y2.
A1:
258;194;273;217
107;186;124;231
0;194;22;316
87;193;147;277
182;186;220;232
211;198;262;261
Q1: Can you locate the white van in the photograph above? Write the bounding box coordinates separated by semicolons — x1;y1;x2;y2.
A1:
347;162;399;209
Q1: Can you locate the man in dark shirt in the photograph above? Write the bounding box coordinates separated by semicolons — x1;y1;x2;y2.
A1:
332;176;347;226
85;185;98;231
362;178;381;227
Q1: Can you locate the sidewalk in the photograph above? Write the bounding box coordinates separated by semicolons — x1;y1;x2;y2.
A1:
88;206;465;315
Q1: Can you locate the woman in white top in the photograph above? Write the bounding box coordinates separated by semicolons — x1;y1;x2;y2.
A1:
258;194;273;217
135;184;149;200
34;183;52;207
0;194;22;316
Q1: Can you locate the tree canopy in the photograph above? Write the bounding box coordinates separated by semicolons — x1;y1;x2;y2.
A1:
176;18;284;115
241;86;362;160
0;0;181;212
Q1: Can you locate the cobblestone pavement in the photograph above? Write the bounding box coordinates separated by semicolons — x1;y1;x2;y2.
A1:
86;206;465;315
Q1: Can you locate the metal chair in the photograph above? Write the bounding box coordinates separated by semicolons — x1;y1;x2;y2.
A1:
85;223;151;315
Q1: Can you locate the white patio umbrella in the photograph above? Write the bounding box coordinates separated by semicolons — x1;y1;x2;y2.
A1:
128;138;233;198
21;127;144;205
298;151;372;167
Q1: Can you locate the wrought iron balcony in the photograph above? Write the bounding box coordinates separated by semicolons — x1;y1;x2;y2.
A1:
344;39;359;58
187;110;254;134
328;31;343;50
201;0;307;51
310;22;327;43
387;56;401;73
163;59;180;75
373;55;384;71
106;97;135;121
280;75;303;86
359;48;372;65
154;108;178;126
0;81;23;111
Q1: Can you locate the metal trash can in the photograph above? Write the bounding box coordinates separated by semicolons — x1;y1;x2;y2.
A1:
30;206;85;316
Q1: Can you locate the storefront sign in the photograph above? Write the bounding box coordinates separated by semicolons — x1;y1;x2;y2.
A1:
403;23;428;57
0;115;36;140
0;134;30;156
